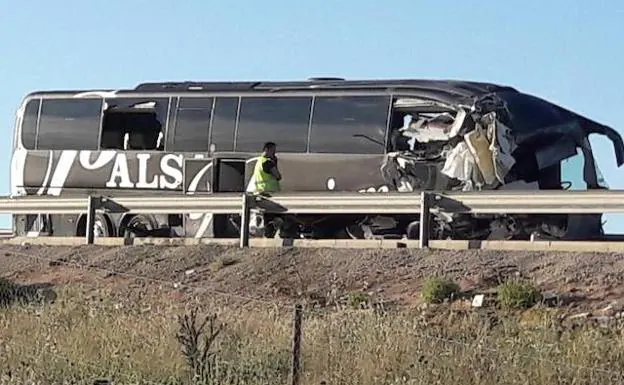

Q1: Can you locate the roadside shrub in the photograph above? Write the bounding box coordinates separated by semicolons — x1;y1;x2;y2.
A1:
348;291;372;309
497;279;542;309
421;277;460;304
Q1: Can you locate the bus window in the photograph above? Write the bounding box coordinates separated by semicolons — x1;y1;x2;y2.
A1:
309;95;390;154
172;97;213;152
235;96;311;153
209;97;238;152
101;98;169;151
37;98;102;150
560;148;587;190
21;98;40;150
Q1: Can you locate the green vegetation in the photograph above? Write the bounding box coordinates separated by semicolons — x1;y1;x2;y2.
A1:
497;278;542;309
420;277;460;304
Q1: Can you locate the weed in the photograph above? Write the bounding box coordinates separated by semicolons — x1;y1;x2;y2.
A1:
421;277;460;304
497;279;542;309
175;307;224;384
348;291;372;309
2;284;623;385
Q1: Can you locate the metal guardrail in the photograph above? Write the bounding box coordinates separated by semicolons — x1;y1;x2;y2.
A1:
0;194;244;215
0;228;13;237
2;190;624;215
0;190;624;247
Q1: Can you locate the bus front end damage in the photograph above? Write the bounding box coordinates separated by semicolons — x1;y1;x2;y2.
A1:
382;91;624;241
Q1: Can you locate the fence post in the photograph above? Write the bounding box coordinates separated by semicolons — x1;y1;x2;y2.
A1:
419;191;431;248
291;303;303;385
239;193;251;248
85;195;101;245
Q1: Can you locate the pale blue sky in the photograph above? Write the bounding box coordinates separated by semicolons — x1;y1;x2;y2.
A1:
0;0;623;232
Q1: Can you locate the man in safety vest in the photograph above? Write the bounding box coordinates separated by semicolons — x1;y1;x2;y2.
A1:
249;142;283;237
253;141;282;194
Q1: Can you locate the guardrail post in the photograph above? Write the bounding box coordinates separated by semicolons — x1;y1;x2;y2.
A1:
419;191;431;248
239;193;252;248
85;195;101;245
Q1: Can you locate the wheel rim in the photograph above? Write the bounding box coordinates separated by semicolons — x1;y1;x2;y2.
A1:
124;216;153;238
93;219;107;238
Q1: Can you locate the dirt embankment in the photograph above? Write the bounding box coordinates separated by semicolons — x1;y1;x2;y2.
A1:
1;244;623;311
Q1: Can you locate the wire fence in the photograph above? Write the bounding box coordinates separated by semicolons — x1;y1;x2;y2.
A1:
1;247;624;385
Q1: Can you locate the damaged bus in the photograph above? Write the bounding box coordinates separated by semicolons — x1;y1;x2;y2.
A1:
9;78;624;241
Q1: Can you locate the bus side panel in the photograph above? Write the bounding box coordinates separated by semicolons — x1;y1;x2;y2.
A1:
17;149;205;195
14;149;216;238
242;153;444;193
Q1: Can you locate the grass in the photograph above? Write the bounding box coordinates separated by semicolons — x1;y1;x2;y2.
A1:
2;282;624;385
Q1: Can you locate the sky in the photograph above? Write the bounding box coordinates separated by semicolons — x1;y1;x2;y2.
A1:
0;0;623;232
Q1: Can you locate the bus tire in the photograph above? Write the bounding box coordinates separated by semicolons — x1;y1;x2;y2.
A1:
406;221;420;240
76;213;113;238
119;214;156;238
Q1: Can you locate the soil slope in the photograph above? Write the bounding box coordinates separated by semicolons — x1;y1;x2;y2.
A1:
1;244;623;311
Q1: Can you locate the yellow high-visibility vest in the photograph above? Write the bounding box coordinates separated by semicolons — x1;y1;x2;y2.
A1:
253;155;281;192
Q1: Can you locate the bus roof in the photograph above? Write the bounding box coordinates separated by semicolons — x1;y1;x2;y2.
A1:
24;78;519;101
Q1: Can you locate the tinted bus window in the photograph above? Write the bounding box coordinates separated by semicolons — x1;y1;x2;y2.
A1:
38;98;102;150
173;97;213;152
235;97;311;153
21;98;40;150
309;96;390;154
210;97;238;152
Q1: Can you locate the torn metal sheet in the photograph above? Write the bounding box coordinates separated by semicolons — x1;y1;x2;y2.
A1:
381;83;623;241
390;108;518;191
441;142;481;191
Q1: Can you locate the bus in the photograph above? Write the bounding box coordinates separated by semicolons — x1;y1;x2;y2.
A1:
9;78;624;241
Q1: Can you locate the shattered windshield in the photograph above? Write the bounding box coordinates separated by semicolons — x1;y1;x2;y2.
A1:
560;149;586;190
559;147;609;190
596;163;609;188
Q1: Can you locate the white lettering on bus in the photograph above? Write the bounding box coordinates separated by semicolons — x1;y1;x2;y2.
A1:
136;153;158;188
159;154;183;189
106;154;134;188
77;151;184;189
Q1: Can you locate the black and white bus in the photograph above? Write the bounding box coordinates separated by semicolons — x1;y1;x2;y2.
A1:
10;78;624;241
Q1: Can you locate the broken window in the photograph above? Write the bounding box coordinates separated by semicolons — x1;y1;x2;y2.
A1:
588;133;611;189
384;97;522;192
37;98;102;150
560;148;587;190
558;141;609;191
395;99;465;135
101;97;169;151
388;98;467;155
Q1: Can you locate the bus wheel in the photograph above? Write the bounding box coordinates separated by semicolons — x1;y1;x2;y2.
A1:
77;214;113;238
120;215;155;238
93;217;110;238
406;221;420;240
344;224;365;239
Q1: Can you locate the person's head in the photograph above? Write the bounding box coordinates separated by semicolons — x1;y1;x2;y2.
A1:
262;141;277;156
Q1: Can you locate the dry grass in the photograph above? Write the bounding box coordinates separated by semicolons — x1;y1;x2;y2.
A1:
2;283;624;385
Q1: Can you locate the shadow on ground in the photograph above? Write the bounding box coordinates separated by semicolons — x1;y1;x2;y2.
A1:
0;278;57;307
